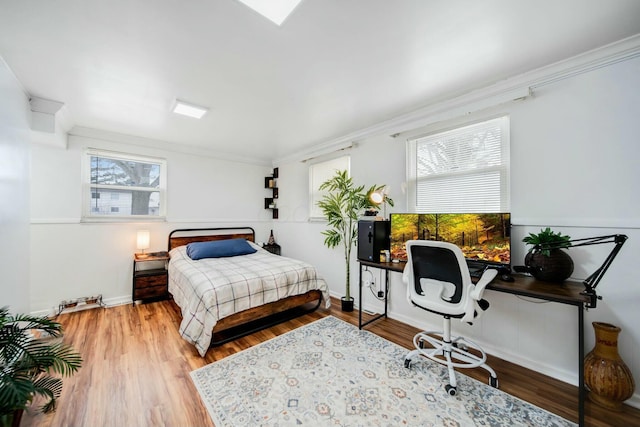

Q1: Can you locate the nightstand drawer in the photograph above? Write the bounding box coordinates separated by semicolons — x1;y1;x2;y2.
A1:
134;273;167;288
134;285;168;300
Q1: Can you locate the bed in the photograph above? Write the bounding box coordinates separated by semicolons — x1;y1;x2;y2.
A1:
167;227;330;356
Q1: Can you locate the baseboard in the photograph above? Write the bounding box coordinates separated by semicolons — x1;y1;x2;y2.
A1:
625;394;640;410
30;295;133;318
102;295;133;307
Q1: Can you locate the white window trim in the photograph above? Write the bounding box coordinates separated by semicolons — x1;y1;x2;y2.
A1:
308;154;351;221
81;148;167;222
406;115;510;213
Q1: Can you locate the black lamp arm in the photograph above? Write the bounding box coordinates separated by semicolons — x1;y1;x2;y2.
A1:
532;234;628;303
573;234;628;294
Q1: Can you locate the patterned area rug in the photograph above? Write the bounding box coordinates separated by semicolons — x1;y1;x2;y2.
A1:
191;316;575;426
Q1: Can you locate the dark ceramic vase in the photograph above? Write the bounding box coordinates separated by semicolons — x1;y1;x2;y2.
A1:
524;249;574;283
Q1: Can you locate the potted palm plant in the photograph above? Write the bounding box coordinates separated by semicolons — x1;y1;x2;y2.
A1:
523;227;574;283
317;170;393;311
0;306;82;427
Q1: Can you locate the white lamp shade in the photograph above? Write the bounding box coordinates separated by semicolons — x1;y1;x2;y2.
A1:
370;191;384;204
137;230;150;251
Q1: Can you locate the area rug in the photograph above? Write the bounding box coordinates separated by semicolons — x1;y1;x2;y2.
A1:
190;316;575;427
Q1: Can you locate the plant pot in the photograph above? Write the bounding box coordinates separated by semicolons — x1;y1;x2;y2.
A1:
584;322;635;411
524;249;574;283
0;409;23;427
341;296;354;312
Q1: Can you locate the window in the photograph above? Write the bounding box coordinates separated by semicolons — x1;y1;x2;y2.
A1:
82;149;167;221
308;155;350;220
407;116;510;213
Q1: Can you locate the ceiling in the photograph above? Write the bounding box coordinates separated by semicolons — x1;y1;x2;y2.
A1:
2;1;640;164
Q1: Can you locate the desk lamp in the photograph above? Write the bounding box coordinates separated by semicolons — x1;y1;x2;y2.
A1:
368;186;392;220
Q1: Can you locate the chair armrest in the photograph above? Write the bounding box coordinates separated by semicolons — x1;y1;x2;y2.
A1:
469;268;498;300
462;270;497;322
402;264;410;284
403;263;412;303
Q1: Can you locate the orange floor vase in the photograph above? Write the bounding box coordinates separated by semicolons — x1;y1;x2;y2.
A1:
584;322;635;411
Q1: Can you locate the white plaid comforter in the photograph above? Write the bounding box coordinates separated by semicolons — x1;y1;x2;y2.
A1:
168;243;330;356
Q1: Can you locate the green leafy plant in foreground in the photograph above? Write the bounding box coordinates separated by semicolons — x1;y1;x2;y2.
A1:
0;306;82;426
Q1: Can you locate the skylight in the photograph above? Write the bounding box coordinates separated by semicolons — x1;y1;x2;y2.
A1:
172;100;208;119
237;0;303;26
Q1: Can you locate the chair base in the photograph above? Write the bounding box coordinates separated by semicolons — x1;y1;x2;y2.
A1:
404;321;498;395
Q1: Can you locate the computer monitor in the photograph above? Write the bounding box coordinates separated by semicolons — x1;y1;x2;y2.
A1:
390;212;511;270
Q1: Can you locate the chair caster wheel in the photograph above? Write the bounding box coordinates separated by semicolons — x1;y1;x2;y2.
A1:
404;358;412;369
445;384;457;396
489;376;499;388
453;342;468;351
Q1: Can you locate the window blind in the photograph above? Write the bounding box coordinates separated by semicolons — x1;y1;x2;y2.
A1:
409;116;509;213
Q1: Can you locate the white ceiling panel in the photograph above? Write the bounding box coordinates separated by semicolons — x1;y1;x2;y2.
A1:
1;0;639;162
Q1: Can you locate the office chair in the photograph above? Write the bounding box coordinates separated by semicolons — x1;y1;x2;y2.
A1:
402;240;499;396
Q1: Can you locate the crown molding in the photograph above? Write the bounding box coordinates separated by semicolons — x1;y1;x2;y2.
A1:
273;34;640;165
68;126;272;167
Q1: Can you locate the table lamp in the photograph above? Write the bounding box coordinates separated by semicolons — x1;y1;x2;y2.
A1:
137;230;150;257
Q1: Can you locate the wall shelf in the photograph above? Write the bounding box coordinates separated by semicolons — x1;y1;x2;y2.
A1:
264;167;279;219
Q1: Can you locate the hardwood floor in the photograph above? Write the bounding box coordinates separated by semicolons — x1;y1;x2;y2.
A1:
21;298;639;426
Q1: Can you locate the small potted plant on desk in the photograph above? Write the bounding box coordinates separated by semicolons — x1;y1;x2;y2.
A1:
317;170;392;311
522;227;573;283
0;306;82;427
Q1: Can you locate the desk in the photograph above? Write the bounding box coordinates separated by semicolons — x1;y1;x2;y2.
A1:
357;261;591;426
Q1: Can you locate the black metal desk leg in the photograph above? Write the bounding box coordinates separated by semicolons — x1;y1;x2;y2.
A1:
579;305;585;427
384;270;389;317
358;263;363;329
358;264;390;329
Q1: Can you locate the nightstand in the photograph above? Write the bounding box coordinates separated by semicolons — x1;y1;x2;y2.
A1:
132;251;170;304
262;243;281;255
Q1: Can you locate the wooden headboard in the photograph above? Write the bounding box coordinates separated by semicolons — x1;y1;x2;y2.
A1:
167;227;256;251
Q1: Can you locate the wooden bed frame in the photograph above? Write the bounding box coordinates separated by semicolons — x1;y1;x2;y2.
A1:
167;227;323;346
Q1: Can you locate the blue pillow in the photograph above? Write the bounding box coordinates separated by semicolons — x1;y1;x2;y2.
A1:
186;239;257;260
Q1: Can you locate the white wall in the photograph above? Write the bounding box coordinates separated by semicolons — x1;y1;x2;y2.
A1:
274;54;640;406
30;132;276;313
0;58;31;314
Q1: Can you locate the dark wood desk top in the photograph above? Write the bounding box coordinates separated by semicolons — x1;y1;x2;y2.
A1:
488;274;591;306
359;259;591;307
358;259;407;273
